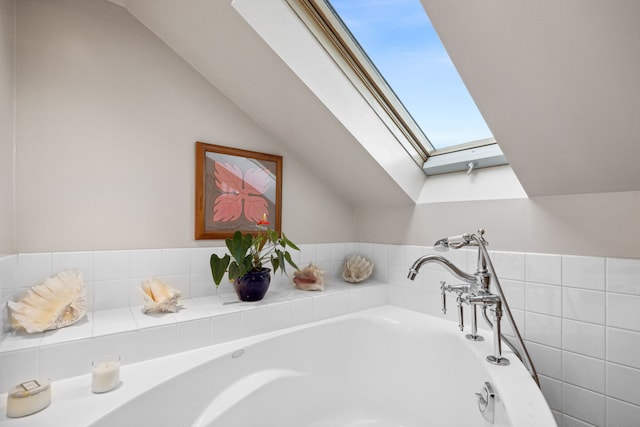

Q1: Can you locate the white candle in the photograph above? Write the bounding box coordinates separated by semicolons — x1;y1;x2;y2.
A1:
91;355;121;393
6;378;51;418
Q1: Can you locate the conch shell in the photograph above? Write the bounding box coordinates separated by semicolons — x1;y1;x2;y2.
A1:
141;278;182;313
342;255;374;283
293;263;325;291
8;270;87;334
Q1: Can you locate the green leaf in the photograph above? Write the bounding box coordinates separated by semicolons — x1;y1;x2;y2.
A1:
242;254;254;275
275;251;286;274
225;233;236;253
242;233;253;252
227;231;253;265
271;256;280;273
228;261;240;282
282;233;299;251
233;233;247;263
267;229;279;242
284;251;299;271
210;253;230;286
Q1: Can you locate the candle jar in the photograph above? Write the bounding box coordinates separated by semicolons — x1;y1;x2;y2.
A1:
6;378;51;418
91;355;121;393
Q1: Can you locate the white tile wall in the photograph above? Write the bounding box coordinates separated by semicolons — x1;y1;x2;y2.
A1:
386;246;640;427
526;253;562;285
563;287;606;324
563;383;606;427
562;256;605;291
539;375;563;412
526;311;563;347
177;318;210;352
490;251;525;281
607;257;640;295
562;351;605;394
17;253;52;287
606;327;640;370
528;341;562;379
606;396;640;427
563;414;597;427
2;244;640;426
526;282;562;316
500;279;525;310
607;363;640;406
52;251;94;282
208;311;241;345
562;319;605;359
93;250;130;281
607;293;640;331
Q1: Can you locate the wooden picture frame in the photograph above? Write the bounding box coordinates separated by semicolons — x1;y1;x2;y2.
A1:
195;142;283;240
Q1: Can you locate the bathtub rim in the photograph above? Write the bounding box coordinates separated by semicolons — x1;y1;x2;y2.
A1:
0;305;555;427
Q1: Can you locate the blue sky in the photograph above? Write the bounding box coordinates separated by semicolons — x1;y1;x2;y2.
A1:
328;0;492;149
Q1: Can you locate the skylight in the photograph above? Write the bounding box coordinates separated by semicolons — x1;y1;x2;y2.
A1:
327;0;493;151
286;0;507;174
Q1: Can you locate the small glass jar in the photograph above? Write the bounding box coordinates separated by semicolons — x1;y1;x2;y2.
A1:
91;355;121;393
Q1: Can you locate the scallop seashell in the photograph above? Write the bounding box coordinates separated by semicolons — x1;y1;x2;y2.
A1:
141;278;182;314
342;255;374;283
8;270;87;334
293;263;325;291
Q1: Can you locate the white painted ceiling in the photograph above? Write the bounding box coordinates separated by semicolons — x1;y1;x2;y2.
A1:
110;0;640;201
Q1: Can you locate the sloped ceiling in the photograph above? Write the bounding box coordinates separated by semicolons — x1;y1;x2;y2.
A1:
109;0;423;207
423;0;640;196
111;0;640;200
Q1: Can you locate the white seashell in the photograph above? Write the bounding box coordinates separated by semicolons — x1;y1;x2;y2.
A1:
141;278;182;314
341;255;374;283
8;270;87;334
293;263;325;291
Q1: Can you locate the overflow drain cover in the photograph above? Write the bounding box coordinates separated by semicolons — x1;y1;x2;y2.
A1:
231;349;245;359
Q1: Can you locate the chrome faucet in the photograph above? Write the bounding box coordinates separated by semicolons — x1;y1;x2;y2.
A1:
408;255;475;284
408;230;539;386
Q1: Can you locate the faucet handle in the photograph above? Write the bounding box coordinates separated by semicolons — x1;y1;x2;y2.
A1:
456;295;465;331
440;281;447;314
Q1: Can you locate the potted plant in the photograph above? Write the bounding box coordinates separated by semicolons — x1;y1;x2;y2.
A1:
209;215;300;301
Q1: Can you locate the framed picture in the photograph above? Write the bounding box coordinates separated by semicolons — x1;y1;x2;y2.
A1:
195;142;283;240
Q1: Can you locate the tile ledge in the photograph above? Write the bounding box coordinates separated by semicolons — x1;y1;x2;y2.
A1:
0;280;388;355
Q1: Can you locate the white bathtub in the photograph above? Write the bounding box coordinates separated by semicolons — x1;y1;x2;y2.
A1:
0;306;556;427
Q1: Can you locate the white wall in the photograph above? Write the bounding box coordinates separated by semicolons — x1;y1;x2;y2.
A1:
0;0;15;256
12;0;640;260
356;190;640;259
13;0;354;253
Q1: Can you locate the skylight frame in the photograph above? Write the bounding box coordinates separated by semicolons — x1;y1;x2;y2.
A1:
286;0;506;174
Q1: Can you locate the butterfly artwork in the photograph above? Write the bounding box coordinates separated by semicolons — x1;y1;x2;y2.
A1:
195;142;283;240
212;161;270;224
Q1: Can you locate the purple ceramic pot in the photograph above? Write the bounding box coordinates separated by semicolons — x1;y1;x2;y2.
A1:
233;268;271;301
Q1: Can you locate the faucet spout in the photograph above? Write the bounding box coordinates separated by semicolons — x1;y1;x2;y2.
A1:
407;255;476;284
